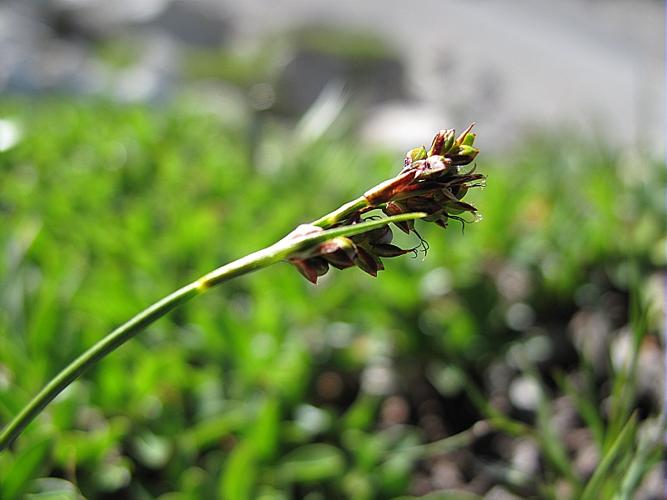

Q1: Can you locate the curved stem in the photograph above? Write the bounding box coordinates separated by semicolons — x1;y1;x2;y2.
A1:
0;244;285;451
0;211;425;450
0;282;199;451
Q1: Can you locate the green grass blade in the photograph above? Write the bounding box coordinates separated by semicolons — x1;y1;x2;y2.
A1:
581;413;638;500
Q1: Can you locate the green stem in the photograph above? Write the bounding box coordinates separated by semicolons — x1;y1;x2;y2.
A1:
0;282;199;452
311;196;368;228
0;211;424;450
0;246;281;452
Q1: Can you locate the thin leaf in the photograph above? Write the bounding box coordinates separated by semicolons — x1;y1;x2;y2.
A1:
533;376;581;490
1;437;51;499
581;413;638;500
276;443;345;483
554;370;605;450
613;419;664;500
219;441;257;500
289;213;427;252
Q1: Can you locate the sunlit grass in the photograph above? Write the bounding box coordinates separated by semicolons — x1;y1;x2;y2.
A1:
0;99;663;498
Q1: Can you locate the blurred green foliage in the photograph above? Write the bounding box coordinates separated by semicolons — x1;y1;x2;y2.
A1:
0;99;663;498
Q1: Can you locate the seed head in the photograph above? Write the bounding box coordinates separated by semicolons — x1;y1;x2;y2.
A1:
288;126;484;283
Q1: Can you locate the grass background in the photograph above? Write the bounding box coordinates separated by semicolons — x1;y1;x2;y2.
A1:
0;99;664;499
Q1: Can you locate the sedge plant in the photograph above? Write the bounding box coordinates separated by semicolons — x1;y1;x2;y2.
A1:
0;127;484;450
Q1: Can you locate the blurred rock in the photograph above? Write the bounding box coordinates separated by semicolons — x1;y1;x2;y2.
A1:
294;404;331;435
419;414;447;441
361;362;396;396
47;0;170;36
0;5;88;93
569;309;612;372
0;119;23;152
420;267;453;300
554;480;575;499
106;32;180;102
636;335;664;408
274;27;406;116
220;0;665;153
76;405;109;431
147;0;230;47
485;486;523;500
505;303;536;332
508;375;540;411
551;396;579;441
4;0;663;153
409;473;433;497
486;363;513;399
511;438;540;477
635;463;665;500
610;327;634;372
0;3;180;99
572;433;598;479
574;282;603;309
380;395;410;427
495;264;533;303
360;101;452;153
430;458;463;489
417;398;448;440
506;335;555;368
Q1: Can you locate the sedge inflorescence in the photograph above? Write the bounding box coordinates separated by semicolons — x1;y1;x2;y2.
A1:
288;126;485;283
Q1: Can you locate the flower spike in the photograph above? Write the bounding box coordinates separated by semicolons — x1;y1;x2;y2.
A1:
287;127;485;283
